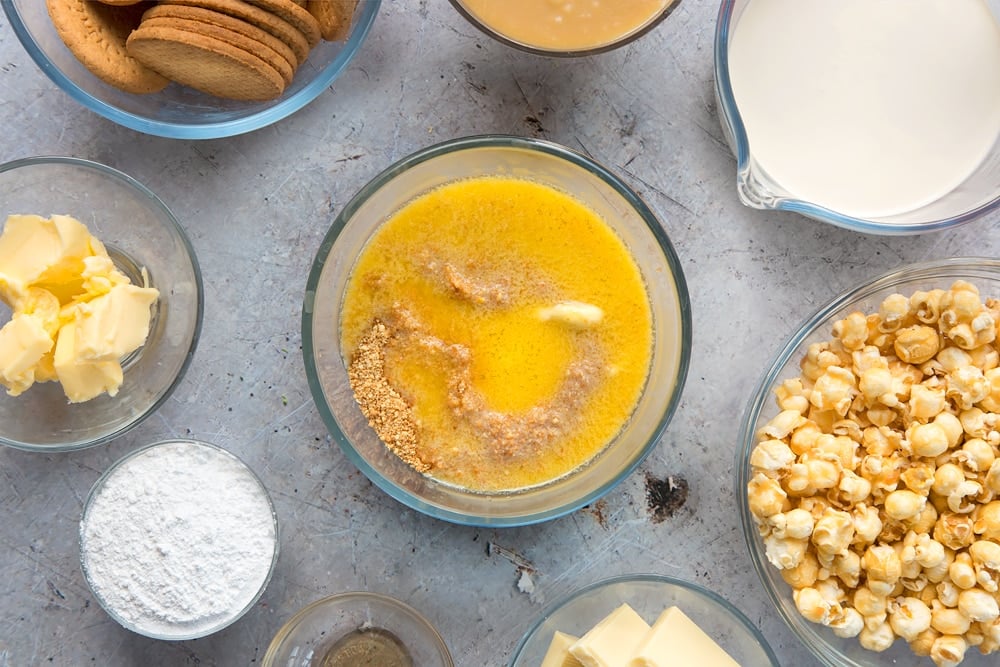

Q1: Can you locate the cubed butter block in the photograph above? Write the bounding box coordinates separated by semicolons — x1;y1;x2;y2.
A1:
569;604;651;667
628;606;740;667
541;631;585;667
54;321;123;403
0;313;54;396
0;214;93;300
537;300;604;329
72;283;159;362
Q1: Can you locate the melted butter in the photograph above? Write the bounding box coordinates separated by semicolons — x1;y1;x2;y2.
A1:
341;177;652;491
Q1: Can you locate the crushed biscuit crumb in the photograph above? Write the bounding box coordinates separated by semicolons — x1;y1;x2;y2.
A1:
347;320;429;472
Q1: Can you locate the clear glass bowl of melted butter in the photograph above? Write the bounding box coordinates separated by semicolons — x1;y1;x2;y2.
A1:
303;135;691;526
448;0;681;56
0;157;202;451
509;574;779;667
263;592;453;667
714;0;1000;234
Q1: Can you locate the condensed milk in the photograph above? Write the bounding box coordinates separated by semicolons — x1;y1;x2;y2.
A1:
456;0;674;52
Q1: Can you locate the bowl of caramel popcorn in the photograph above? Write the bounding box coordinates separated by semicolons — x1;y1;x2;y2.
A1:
738;258;1000;667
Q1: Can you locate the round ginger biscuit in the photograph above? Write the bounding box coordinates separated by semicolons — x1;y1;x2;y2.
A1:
157;0;311;64
141;3;298;75
306;0;357;42
240;0;321;47
126;25;285;100
139;16;295;85
45;0;169;94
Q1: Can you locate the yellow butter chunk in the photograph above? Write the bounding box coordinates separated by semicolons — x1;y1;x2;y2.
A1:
54;321;124;403
569;604;651;667
17;287;61;336
0;214;158;401
628;607;740;667
72;284;159;362
0;313;55;396
541;631;584;667
0;214;94;303
537;301;605;329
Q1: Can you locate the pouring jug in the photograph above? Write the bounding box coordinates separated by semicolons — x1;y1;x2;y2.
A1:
713;0;1000;235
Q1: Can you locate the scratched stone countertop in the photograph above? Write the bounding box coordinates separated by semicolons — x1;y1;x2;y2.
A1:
1;2;999;666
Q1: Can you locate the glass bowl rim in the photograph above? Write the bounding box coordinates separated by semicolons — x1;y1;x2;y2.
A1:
301;133;692;527
734;256;1000;665
446;0;681;57
712;0;999;234
0;0;382;139
79;438;280;641
263;590;454;666
0;155;204;452
506;572;780;666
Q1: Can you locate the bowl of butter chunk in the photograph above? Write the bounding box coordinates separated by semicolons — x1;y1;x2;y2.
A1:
0;156;202;451
508;574;779;667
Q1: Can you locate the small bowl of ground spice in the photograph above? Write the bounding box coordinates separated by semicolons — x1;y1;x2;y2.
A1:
79;439;279;640
263;591;453;667
303;135;691;526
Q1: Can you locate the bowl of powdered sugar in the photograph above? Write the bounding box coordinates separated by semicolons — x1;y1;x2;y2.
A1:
79;439;278;640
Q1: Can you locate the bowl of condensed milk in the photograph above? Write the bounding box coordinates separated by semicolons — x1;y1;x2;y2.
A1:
449;0;681;56
715;0;1000;234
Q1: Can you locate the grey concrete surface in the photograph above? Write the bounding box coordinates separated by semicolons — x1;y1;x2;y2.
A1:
0;1;998;666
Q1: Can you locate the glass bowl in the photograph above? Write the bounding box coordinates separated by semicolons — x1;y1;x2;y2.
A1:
0;156;202;452
263;591;453;667
508;573;779;666
79;439;279;640
302;135;691;527
713;0;1000;234
447;0;680;57
737;258;1000;666
1;0;380;139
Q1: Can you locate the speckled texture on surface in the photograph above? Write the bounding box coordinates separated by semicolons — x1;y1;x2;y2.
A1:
0;2;998;666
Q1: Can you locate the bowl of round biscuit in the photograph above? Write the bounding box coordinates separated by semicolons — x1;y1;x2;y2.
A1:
1;0;380;139
738;258;1000;666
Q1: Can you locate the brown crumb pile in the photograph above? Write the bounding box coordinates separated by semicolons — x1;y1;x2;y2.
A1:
347;320;429;472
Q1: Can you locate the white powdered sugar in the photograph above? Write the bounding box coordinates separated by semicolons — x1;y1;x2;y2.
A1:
80;440;277;639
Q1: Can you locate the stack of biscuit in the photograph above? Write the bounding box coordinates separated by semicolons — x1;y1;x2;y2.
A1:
45;0;358;100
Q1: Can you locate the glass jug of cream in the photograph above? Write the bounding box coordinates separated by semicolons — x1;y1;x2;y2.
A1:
714;0;1000;234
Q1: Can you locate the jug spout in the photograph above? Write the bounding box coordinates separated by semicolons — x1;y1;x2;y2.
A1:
736;158;784;211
